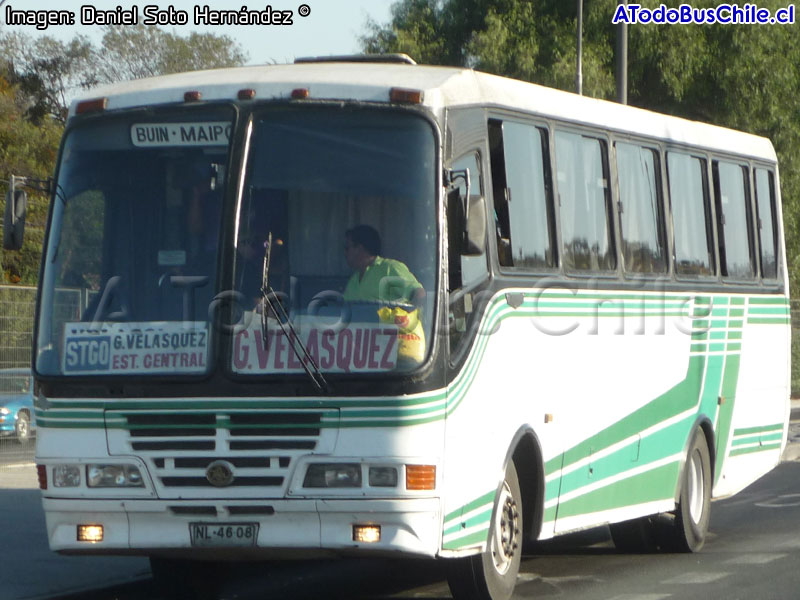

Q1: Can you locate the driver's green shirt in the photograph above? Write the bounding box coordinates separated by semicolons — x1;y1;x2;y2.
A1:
343;256;422;303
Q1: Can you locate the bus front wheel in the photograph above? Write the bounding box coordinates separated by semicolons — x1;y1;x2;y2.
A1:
446;462;523;600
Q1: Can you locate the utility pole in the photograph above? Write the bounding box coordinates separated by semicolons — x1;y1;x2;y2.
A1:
576;0;583;95
616;0;628;104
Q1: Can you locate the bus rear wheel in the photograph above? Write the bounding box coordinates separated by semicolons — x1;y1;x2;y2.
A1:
446;462;522;600
668;428;712;552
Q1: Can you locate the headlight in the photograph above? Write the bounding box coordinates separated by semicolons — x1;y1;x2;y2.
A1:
303;463;362;488
0;407;9;415
86;464;144;488
368;466;398;487
53;465;81;488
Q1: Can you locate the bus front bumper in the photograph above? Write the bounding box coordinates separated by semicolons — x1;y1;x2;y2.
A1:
42;497;441;558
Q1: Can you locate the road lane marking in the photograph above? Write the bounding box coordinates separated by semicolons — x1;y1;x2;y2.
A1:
661;572;729;584
755;493;800;508
724;553;786;565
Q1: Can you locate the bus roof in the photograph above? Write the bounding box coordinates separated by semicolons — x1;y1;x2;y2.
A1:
71;62;777;162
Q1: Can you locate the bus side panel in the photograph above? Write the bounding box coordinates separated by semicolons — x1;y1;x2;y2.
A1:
711;295;790;498
440;289;700;548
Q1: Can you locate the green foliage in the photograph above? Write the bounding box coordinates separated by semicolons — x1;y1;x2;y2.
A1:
0;72;60;284
2;33;95;123
94;25;248;83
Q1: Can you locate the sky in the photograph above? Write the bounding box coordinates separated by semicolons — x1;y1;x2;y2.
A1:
1;0;397;65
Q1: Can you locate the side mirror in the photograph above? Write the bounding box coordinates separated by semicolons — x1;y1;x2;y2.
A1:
4;176;27;251
463;194;486;256
446;168;486;258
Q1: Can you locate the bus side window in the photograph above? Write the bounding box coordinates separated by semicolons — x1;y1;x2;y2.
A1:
754;168;779;280
667;152;715;277
615;142;667;274
713;160;755;280
448;151;488;355
554;130;616;272
489;119;555;269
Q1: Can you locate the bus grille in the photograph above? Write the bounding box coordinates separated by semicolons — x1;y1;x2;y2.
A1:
105;408;337;498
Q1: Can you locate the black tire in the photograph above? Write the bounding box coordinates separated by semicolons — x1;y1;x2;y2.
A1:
446;463;523;600
609;516;658;553
669;428;712;552
15;411;31;445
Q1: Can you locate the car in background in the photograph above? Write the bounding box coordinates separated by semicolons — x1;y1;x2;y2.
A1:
0;368;35;444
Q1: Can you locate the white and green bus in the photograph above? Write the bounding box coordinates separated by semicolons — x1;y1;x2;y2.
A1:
18;55;789;600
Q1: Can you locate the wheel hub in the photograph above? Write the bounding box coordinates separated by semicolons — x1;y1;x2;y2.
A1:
491;482;520;574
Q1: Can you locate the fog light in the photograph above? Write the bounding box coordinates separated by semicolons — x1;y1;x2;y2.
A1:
77;524;104;543
53;465;81;488
353;524;381;543
303;463;362;488
368;466;398;487
86;464;144;488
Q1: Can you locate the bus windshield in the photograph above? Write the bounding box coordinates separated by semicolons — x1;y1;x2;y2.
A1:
36;107;234;376
231;107;437;376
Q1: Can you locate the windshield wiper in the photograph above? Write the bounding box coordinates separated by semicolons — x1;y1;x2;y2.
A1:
261;232;329;394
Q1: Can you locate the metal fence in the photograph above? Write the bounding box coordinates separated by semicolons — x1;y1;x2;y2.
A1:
0;285;88;370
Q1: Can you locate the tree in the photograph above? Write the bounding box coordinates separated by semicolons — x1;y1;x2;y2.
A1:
93;25;248;84
0;70;61;283
0;32;95;123
0;25;248;122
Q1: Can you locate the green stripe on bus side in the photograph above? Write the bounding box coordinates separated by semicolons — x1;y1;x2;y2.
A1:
734;423;784;436
443;508;493;537
444;490;495;523
732;435;761;447
528;292;691;302
48;396;448;411
732;432;783;447
748;307;790;315
555;462;680;520
748;297;790;305
35;410;104;420
556;417;693;502
747;318;791;325
524;302;688;310
442;529;490;550
729;443;782;457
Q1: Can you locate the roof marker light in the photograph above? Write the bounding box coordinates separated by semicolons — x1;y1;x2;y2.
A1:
75;97;108;114
184;91;202;102
291;88;310;99
238;88;256;100
390;88;424;104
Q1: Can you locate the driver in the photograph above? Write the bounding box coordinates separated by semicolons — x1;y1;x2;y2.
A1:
343;225;424;306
